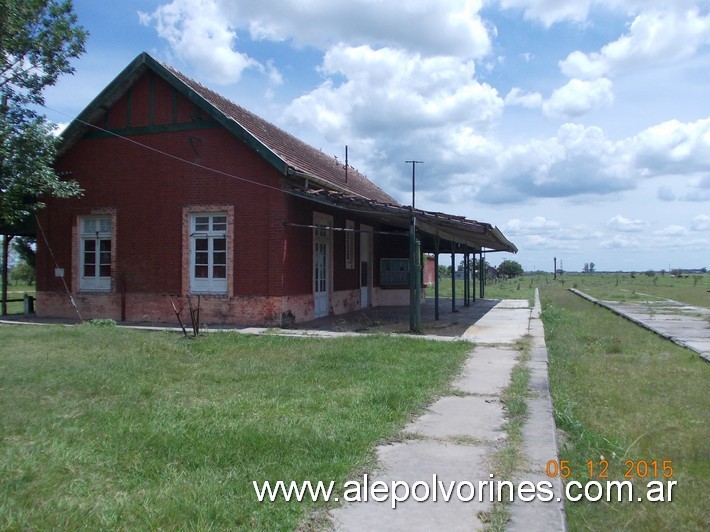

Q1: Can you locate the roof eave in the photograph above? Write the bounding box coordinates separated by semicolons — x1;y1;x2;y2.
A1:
57;52;152;157
57;53;290;175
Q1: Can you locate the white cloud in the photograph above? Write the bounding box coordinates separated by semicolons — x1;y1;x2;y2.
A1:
502;216;560;234
600;235;642;249
241;0;491;57
560;8;710;79
499;0;703;28
691;214;710;231
499;0;592;27
138;0;710;208
143;0;492;61
478;123;634;203
139;0;257;84
285;45;503;141
542;78;614;118
655;224;688;236
607;214;649;232
630;117;710;176
657;186;677;201
525;234;581;250
504;87;542;108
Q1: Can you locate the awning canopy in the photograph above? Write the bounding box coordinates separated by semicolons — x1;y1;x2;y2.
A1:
289;188;517;255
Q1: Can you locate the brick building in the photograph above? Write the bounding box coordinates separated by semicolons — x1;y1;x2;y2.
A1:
36;53;515;326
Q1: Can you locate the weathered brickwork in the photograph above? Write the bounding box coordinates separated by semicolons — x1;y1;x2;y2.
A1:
36;61;410;326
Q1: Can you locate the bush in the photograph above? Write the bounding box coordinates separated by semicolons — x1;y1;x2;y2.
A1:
89;318;117;327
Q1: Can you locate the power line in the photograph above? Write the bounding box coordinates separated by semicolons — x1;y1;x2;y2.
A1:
44;105;291;197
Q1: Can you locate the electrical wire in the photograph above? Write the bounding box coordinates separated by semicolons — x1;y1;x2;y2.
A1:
43;104;367;204
34;214;83;322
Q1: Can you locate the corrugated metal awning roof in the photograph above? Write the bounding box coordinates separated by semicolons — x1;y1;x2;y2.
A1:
290;188;517;254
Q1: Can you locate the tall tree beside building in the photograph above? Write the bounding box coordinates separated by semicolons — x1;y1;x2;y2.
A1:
0;0;87;313
1;0;87;225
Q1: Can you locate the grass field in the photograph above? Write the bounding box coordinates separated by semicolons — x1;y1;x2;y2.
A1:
0;283;35;315
552;272;709;308
429;275;536;303
434;271;709;309
540;286;709;531
0;324;470;529
3;272;708;530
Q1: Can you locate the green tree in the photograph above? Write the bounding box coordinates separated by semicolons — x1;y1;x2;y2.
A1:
10;260;33;285
438;265;452;277
498;259;524;278
1;0;87;314
1;0;87;225
13;236;35;268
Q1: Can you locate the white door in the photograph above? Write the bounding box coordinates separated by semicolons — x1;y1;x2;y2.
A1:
313;216;330;318
360;224;372;308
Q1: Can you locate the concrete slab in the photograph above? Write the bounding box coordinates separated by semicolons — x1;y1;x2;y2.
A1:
331;441;493;531
508;294;567;532
405;396;506;442
570;289;710;362
494;299;531;309
518;397;559;472
507;473;566;532
462;305;531;344
453;347;520;395
329;290;566;531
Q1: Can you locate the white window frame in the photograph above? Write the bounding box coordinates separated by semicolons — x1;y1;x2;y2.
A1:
345;220;355;269
79;216;112;291
190;212;228;294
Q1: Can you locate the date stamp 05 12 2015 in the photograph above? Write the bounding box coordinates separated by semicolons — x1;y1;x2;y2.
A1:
546;458;674;480
545;458;677;503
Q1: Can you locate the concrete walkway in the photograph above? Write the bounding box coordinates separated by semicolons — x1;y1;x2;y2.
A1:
330;291;566;531
570;289;710;363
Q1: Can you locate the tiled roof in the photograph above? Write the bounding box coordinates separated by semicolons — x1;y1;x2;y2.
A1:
161;61;399;205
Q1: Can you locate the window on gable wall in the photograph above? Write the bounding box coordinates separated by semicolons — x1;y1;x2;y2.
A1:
190;213;228;294
80;216;112;291
345;220;355;269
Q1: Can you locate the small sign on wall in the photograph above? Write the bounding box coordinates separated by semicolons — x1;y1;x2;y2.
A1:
55;268;64;278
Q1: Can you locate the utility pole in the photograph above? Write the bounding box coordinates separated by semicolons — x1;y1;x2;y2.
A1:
406;160;423;332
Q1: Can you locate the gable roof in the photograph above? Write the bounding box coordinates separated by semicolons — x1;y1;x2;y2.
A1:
58;52;397;204
58;52;516;254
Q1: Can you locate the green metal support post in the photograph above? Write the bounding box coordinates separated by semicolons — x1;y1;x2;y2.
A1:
464;251;470;307
451;249;456;313
479;251;485;299
472;250;476;302
434;237;440;321
409;219;417;331
414;239;421;331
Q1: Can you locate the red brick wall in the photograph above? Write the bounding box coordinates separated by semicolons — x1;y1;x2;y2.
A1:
37;71;297;323
36;69;410;325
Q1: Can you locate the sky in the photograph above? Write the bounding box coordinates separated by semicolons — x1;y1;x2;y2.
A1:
42;0;710;272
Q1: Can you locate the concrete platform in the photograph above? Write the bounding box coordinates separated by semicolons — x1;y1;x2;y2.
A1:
330;291;567;531
405;396;507;442
453;347;520;395
331;441;493;531
570;289;710;362
462;300;531;344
